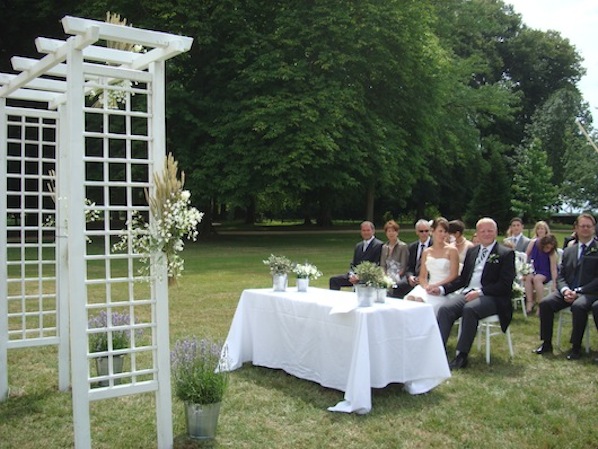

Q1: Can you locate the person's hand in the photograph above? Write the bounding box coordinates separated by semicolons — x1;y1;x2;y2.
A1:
427;286;440;295
408;276;419;287
349;274;359;285
563;289;577;303
464;289;480;302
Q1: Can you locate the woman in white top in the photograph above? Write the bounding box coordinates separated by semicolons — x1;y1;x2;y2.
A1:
406;217;460;315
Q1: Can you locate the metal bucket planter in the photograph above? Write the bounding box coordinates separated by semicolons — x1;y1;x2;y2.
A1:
296;278;309;292
95;355;125;387
185;402;222;440
272;273;288;292
355;284;375;307
375;288;387;303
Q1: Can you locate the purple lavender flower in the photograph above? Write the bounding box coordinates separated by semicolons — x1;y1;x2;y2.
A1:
88;310;143;353
171;336;229;404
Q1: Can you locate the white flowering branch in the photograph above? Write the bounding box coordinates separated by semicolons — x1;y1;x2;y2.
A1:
113;154;203;282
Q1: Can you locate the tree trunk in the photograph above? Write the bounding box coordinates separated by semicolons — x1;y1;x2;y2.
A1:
365;183;375;223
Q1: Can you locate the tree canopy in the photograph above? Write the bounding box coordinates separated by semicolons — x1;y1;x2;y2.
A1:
2;0;595;230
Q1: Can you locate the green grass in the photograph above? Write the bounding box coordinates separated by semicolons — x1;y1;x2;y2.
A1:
2;230;598;448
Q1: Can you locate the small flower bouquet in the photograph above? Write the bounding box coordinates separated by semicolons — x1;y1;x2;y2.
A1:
171;336;229;405
293;262;322;280
515;257;533;276
88;310;141;353
512;281;524;299
353;261;386;287
263;254;294;275
379;275;396;289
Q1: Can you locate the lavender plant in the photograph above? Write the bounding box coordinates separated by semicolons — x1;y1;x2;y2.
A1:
171;337;229;405
88;310;141;353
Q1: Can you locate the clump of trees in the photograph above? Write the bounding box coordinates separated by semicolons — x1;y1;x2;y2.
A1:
2;0;595;231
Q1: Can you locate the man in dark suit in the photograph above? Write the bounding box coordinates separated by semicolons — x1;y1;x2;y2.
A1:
329;221;383;290
393;219;432;298
429;217;515;369
534;213;598;360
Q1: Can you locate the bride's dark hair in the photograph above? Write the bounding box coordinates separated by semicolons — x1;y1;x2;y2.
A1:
431;217;449;232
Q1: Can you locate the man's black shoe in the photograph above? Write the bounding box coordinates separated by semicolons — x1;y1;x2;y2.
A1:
566;348;581;360
532;343;552;355
448;353;468;370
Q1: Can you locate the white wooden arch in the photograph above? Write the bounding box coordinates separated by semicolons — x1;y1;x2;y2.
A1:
0;16;192;448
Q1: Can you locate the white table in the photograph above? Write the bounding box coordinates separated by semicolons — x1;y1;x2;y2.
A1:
222;287;451;414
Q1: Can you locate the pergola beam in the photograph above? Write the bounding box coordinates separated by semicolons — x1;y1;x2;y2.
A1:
36;37;139;66
0;26;99;98
62;16;193;51
0;73;67;93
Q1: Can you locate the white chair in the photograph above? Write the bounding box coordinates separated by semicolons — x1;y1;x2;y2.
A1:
457;315;514;364
514;251;528;318
556;308;591;353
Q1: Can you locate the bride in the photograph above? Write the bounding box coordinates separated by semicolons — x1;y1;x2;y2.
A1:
406;217;459;315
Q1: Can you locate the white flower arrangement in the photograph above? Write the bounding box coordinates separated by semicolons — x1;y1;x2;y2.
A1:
515;257;534;276
379;275;396;289
512;281;524;299
112;154;203;282
263;254;294;276
293;263;322;280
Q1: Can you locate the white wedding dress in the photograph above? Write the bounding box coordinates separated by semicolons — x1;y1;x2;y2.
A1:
406;256;451;315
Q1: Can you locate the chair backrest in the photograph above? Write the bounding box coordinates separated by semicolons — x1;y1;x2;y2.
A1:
515;251;527;265
557;248;564;265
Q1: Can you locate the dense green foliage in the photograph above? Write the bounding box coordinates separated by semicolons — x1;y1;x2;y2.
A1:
1;0;596;228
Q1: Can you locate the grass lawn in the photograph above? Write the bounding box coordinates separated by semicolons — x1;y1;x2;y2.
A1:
1;229;597;448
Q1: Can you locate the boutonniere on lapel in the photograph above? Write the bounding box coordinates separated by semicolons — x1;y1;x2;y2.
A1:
586;246;598;256
486;254;500;264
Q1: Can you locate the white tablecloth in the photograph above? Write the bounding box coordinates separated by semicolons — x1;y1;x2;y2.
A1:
222;287;451;414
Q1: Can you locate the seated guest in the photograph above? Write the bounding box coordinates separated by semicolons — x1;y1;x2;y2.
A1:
393;219;432;298
379;220;409;286
524;234;558;314
429;217;515;369
406;217;459;315
534;213;598;360
504;217;531;252
525;221;550;258
329;221;383;290
448;219;474;266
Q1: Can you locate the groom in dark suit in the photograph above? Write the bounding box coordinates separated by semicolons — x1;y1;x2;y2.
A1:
534;213;598;360
429;217;515;369
329;221;383;290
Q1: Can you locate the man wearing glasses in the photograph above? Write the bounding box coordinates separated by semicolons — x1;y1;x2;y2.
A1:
534;213;598;361
393;219;432;298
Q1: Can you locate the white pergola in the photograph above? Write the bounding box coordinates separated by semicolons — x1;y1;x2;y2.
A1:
0;16;192;448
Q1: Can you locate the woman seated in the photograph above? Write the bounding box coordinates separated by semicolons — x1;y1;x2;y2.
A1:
406;217;459;315
379;220;409;285
525;220;550;258
448;219;474;270
524;234;558;314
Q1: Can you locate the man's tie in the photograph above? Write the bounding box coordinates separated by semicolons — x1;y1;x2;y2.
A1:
573;243;587;288
476;247;488;265
419;243;425;261
579;243;587;260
